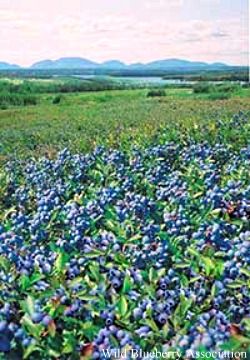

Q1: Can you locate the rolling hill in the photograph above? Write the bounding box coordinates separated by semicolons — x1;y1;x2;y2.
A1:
0;57;233;70
0;61;20;69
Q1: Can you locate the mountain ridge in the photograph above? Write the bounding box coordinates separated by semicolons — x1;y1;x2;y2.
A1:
30;57;229;69
31;57;98;69
0;57;243;70
0;61;20;69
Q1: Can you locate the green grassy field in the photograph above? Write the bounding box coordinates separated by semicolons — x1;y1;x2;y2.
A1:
0;87;249;161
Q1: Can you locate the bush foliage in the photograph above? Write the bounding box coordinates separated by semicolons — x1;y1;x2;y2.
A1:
147;89;166;97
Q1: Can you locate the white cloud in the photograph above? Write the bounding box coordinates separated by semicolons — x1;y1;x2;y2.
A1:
145;0;184;9
0;1;248;65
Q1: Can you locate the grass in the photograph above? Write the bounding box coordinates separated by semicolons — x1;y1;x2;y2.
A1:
0;87;249;161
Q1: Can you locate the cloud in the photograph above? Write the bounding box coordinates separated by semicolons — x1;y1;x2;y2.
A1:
145;0;184;9
211;31;229;38
0;1;248;66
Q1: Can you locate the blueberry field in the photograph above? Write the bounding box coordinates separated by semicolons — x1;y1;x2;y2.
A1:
0;88;250;359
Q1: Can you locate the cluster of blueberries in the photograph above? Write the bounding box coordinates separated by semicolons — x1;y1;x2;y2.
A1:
0;120;249;358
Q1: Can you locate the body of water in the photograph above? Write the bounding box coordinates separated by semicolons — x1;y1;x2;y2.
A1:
70;75;246;86
71;75;194;85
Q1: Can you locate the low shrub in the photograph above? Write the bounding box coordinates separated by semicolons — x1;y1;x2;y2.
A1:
147;89;166;97
216;83;240;93
0;92;37;108
207;92;231;100
193;82;212;94
193;82;241;95
52;94;63;104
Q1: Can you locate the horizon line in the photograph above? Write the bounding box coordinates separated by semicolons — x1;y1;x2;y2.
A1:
0;56;248;68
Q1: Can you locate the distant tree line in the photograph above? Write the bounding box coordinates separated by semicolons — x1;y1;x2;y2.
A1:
0;78;135;108
0;66;248;81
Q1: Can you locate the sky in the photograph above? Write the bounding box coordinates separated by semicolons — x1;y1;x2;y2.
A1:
0;0;248;66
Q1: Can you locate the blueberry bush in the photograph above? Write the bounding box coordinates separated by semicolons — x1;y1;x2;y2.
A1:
0;112;249;359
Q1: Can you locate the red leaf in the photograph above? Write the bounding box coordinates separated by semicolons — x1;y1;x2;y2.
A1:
229;323;241;335
81;343;94;357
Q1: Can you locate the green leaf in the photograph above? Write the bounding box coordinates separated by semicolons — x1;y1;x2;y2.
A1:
173;296;193;329
20;275;31;291
82;321;101;341
54;251;69;273
193;191;203;199
214;251;227;258
145;318;159;332
211;284;216;297
24;296;35;316
105;207;118;221
240;268;250;277
84;250;104;258
77;293;96;301
89;263;101;282
187;247;200;258
30;272;45;285
201;256;215;276
0;255;11;272
214;260;225;277
180;297;193;317
105;220;117;232
20;273;45;291
122;275;132;294
149;267;157;283
62;331;76;354
117;295;128;317
221;335;250;351
210;208;221;216
227;282;244;289
22;315;43;339
162;322;170;337
48;349;62;357
189;276;202;283
180;274;189;287
242;318;250;332
23;343;41;359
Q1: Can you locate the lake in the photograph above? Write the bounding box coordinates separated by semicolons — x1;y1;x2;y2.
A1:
70;75;246;86
70;75;194;85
